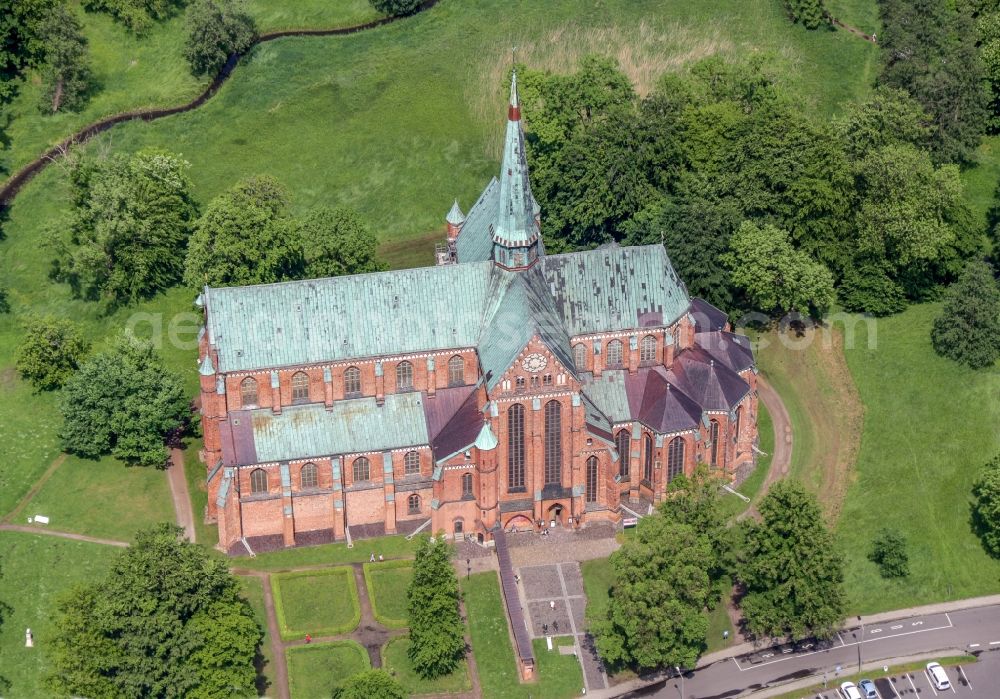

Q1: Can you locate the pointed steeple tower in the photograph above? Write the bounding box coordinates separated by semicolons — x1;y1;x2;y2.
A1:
492;69;543;270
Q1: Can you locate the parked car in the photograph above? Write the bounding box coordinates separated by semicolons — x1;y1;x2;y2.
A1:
858;678;878;699
840;681;863;699
926;662;952;690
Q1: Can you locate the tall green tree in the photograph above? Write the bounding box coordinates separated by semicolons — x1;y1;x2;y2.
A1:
931;260;1000;369
185;175;303;288
183;0;255;78
0;283;10;314
37;3;93;113
593;515;714;670
737;481;845;640
15;315;90;390
0;0;57;102
81;0;187;34
782;0;830;29
723;221;835;317
59;333;189;465
877;0;988;163
332;670;406;699
406;537;465;679
47;524;262;698
53;150;197;305
868;528;909;578
977;9;1000;131
972;454;1000;558
835;87;933;161
299;206;386;279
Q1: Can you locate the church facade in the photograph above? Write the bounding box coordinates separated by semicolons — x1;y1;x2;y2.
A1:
196;73;759;554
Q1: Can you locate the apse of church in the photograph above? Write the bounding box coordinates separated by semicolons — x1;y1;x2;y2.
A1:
195;71;759;554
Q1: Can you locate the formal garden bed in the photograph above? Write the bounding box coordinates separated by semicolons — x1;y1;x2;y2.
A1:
271;566;360;640
382;636;472;695
285;640;370;699
363;559;413;628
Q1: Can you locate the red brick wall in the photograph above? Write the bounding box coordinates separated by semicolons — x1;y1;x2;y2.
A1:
292;492;335;534
345;487;385;526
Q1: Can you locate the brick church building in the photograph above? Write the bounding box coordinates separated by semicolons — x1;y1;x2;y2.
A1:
196;72;759;554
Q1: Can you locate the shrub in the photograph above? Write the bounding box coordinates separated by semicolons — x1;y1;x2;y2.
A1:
972;454;1000;558
15;316;90;390
369;0;421;17
183;0;256;78
868;528;909;578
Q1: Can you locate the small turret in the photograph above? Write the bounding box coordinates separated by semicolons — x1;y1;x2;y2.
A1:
446;199;465;241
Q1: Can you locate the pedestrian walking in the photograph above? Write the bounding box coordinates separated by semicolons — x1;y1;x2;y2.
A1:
370;552;375;563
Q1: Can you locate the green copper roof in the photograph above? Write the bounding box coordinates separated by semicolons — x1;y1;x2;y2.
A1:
581;370;631;423
446;200;465;225
251;393;429;462
455;177;499;264
205;262;495;373
494;70;540;251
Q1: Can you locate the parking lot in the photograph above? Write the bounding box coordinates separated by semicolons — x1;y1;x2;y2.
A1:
806;655;993;699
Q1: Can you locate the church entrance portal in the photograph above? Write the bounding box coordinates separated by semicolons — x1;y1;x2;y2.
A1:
547;503;565;528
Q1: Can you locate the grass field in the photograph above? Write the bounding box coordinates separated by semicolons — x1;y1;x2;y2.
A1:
285;640;370;699
838;304;1000;614
271;567;360;640
0;532;119;698
719;400;774;520
462;571;583;699
382;636;472;695
232;533;421;571
21;454;174;540
236;575;275;697
363;560;412;628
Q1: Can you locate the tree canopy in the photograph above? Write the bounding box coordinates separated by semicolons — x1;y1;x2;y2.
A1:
47;524;262;698
782;0;830;29
737;481;845;641
931;260;1000;369
972;454;1000;558
15;315;90;390
868;528;909;579
184;0;256;78
368;0;422;17
36;3;92;113
59;333;189;465
299;206;386;278
81;0;188;34
406;537;465;679
0;0;58;102
53;150;198;305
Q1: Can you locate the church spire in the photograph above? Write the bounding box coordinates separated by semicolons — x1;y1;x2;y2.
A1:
492;67;543;270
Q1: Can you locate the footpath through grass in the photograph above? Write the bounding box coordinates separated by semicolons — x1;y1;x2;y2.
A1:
236;575;275;696
0;532;119;698
382;636;472;695
286;640;370;699
838;304;1000;614
462;571;582;699
271;567;360;640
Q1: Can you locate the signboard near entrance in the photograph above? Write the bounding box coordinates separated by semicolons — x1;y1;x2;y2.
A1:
623;517;638;528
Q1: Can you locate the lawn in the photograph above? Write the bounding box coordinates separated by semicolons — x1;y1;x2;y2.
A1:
232;532;421;571
363;560;412;628
838;304;1000;614
0;532;119;698
719;400;774;520
236;574;275;697
382;636;472;695
462;571;583;699
705;576;736;655
20;454;174;541
271;566;360;640
285;640;370;699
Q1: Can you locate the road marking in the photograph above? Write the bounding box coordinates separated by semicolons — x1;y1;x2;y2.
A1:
925;670;939;696
890;624;903;630
969;643;980;648
945;612;952;626
958;665;972;690
838;632;846;646
907;673;919;696
871;628;883;634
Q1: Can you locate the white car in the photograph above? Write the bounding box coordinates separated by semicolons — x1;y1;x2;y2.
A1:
840;681;863;699
926;662;952;690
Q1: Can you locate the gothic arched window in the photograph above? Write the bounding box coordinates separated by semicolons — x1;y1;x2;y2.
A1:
404;451;420;476
291;371;310;402
544;400;562;484
353;456;371;482
240;377;258;407
710;420;720;466
462;472;474;497
667;437;685;482
300;463;318;489
607;339;623;367
408;494;421;514
573;343;587;371
344;366;361;396
396;361;413;392
734;406;742;442
250;468;267;494
507;404;525;490
448;355;465;386
643;433;653;483
640;335;657;363
586;456;599;503
615;429;630;478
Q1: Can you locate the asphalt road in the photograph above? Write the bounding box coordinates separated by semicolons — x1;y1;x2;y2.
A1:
638;605;1000;699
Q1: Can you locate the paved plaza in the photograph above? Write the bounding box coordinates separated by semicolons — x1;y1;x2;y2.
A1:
515;561;608;691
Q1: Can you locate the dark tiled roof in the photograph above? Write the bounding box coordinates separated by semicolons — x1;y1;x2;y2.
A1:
626;367;702;434
690;297;728;333
492;530;535;663
669;348;751;411
694;331;754;373
430;388;484;462
423;385;477;440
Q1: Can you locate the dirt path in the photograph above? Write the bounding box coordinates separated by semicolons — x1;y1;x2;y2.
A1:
2;453;67;523
757;376;793;495
166;448;196;542
0;522;129;547
254;571;290;699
